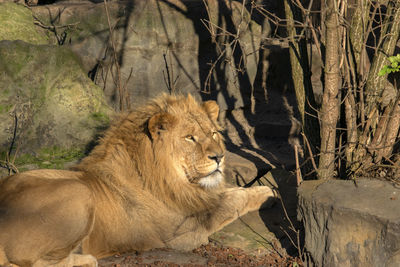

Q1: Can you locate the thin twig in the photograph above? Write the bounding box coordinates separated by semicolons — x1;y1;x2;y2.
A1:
277;193;303;263
104;0;127;111
294;145;303;186
301;132;318;172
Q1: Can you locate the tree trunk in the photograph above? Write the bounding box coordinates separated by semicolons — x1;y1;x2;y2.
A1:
318;0;340;179
349;0;371;77
283;0;320;173
349;1;400;174
365;1;400;113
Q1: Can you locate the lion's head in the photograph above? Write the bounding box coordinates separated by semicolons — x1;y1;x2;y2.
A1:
146;94;225;189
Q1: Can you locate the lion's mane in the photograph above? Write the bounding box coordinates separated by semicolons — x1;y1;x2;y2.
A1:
75;94;222;216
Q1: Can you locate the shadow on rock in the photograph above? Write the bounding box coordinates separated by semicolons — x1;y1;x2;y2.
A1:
258;168;303;256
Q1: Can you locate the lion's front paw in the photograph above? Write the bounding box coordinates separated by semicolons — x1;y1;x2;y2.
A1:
243;186;277;211
261;186;279;209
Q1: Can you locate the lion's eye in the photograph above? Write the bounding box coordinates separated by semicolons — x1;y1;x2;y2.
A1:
185;135;197;142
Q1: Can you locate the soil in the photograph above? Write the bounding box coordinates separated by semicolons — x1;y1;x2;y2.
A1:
99;242;302;267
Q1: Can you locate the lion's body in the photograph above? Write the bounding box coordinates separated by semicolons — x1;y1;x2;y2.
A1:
0;94;276;267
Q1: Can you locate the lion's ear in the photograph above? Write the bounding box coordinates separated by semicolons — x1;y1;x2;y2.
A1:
148;113;177;139
202;100;219;122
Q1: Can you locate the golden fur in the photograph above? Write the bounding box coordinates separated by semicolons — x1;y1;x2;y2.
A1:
0;94;276;267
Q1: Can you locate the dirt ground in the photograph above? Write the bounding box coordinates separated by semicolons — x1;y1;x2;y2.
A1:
99;242;302;267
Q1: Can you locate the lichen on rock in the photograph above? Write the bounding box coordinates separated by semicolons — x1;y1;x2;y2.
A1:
0;2;48;44
0;40;113;173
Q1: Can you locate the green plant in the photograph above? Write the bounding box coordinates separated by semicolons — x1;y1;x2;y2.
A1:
379;54;400;76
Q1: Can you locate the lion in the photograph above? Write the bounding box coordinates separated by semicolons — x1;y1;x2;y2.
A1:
0;94;277;267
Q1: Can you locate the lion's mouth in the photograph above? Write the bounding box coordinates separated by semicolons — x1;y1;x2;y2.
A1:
197;169;223;188
210;169;222;176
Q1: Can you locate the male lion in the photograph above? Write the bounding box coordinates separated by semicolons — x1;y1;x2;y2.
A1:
0;94;277;267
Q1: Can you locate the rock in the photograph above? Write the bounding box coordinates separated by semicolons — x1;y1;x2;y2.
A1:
298;179;400;267
212;168;300;256
0;0;24;4
0;2;48;44
224;150;259;186
0;40;112;160
255;122;292;139
210;210;277;256
224;146;296;187
31;0;267;110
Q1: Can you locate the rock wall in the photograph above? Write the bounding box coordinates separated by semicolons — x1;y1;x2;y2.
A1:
31;0;271;110
0;1;297;176
298;179;400;267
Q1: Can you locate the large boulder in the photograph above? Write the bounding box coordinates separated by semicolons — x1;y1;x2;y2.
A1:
0;2;48;44
31;0;267;110
0;40;112;172
298;179;400;267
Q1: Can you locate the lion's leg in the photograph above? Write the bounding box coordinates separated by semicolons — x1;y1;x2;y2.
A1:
165;186;277;251
208;186;277;233
67;253;98;267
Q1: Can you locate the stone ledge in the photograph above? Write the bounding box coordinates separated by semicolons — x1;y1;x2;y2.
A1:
298;179;400;267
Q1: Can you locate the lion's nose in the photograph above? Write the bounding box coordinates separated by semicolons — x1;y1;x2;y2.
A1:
208;153;224;164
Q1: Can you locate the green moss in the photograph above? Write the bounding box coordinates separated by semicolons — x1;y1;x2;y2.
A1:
2;88;10;96
0;3;48;44
0;104;13;113
0;41;41;79
6;147;85;170
90;111;110;125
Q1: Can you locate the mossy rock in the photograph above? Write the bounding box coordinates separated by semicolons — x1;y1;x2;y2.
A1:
0;2;48;44
0;40;113;173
